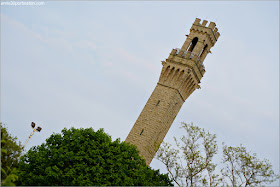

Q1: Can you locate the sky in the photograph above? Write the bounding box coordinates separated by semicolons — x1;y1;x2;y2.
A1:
1;1;279;186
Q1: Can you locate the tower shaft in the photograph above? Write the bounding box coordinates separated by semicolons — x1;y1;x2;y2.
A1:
126;18;220;165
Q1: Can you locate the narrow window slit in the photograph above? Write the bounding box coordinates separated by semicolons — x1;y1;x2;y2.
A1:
140;129;144;135
187;37;198;52
156;100;160;106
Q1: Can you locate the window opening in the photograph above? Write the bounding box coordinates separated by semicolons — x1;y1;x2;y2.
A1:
156;100;160;106
187;37;198;52
199;44;208;57
140;129;144;135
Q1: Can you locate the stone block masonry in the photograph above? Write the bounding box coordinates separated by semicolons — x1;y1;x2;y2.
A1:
126;18;220;165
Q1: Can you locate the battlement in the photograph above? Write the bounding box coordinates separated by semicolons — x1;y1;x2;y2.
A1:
177;48;204;68
168;48;205;80
192;18;220;41
171;48;200;61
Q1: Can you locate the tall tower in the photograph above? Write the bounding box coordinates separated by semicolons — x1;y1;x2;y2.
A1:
126;18;220;165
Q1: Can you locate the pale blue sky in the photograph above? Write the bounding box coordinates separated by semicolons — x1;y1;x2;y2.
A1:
1;1;279;185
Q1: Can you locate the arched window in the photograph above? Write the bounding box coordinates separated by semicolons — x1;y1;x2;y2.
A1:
187;37;198;52
199;44;208;57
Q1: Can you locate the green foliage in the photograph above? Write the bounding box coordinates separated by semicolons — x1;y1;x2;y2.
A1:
156;122;279;187
17;127;173;186
1;123;23;186
156;122;220;186
221;144;279;187
1;167;18;186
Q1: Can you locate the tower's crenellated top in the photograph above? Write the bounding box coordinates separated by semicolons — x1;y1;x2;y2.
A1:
191;18;220;45
163;18;220;88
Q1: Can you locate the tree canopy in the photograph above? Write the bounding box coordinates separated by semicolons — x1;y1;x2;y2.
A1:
156;122;220;186
1;123;23;186
17;127;173;186
156;122;279;187
221;144;279;186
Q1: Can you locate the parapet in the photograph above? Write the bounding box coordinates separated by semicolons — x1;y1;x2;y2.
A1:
192;18;220;42
202;20;208;26
194;18;201;25
208;22;216;29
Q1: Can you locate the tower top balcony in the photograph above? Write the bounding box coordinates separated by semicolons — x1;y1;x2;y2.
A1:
165;48;205;83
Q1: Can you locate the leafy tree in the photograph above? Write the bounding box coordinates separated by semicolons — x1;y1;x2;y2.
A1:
221;144;279;187
156;122;220;186
156;122;279;187
1;123;23;186
17;127;173;186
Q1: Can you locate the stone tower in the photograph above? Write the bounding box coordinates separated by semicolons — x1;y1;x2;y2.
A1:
126;18;220;165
